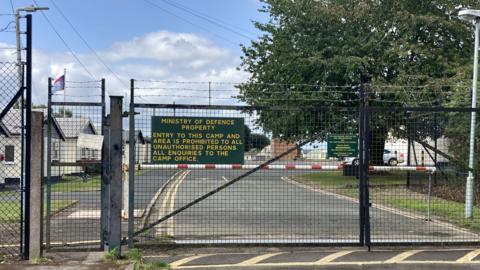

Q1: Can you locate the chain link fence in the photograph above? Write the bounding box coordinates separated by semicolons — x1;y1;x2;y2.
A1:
0;62;26;258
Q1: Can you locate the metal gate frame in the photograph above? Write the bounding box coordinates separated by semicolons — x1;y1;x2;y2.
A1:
126;80;480;247
45;79;106;250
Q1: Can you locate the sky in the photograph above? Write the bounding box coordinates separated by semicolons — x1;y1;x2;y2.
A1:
0;0;269;105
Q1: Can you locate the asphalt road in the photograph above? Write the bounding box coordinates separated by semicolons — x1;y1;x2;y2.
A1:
142;169;479;244
3;166;477;248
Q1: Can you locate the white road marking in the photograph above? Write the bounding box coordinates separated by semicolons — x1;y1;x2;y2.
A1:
222;176;229;182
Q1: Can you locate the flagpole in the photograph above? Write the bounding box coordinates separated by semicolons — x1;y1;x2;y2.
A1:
63;68;66;117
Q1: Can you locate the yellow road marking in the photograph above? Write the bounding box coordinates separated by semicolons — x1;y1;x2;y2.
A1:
167;170;190;235
315;250;354;263
236;252;284;266
174;260;480;269
457;249;480;263
385;250;422;263
157;170;188;235
170;254;212;268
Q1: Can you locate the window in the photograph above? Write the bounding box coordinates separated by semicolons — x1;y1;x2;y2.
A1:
5;145;15;163
52;142;60;161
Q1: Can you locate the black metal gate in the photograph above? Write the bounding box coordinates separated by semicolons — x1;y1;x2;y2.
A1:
45;79;106;249
126;80;480;247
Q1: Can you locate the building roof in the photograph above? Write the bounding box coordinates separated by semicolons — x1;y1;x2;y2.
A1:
0;109;66;140
56;117;98;138
123;130;146;144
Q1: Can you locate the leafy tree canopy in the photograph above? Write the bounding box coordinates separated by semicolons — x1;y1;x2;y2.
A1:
238;0;479;163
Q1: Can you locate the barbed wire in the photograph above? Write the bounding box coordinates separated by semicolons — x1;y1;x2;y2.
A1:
134;79;470;88
52;94;102;97
65;80;102;84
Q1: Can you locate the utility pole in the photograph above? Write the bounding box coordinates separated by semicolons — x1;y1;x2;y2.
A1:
459;9;480;218
15;6;49;89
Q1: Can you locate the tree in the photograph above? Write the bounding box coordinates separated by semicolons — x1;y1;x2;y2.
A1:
250;133;270;150
238;0;479;164
244;125;252;152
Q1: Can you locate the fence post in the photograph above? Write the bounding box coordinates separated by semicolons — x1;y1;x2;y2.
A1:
128;79;135;248
29;111;43;259
23;14;32;259
106;96;123;252
45;78;52;250
100;79;108;249
359;84;371;248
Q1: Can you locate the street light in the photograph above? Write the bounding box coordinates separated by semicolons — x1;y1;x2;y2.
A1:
459;9;480;219
15;5;49;85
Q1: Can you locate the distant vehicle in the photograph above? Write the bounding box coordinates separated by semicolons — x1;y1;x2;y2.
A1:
343;149;405;166
0;153;5;189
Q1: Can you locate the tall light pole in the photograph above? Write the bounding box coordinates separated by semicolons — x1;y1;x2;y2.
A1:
459;9;480;219
15;5;49;87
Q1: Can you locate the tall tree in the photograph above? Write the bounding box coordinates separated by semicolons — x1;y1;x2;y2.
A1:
238;0;479;164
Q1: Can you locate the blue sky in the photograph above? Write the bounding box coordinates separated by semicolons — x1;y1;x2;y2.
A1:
0;0;269;104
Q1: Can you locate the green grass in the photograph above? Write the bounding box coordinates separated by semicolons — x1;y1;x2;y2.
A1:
103;248;170;269
385;197;480;231
299;171;408;187
0;200;77;222
47;175;101;193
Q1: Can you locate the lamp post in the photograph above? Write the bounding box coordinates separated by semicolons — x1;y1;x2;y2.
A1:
459;9;480;219
15;5;49;86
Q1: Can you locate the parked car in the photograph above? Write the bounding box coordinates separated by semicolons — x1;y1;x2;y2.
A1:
343;149;405;166
0;153;5;189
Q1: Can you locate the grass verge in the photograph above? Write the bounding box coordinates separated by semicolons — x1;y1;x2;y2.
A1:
103;248;170;269
297;171;480;231
47;175;100;193
0;200;77;222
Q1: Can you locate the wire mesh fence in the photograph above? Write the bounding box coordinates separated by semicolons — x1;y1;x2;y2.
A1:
369;108;480;243
130;104;362;244
45;79;105;249
127;83;480;246
0;62;25;258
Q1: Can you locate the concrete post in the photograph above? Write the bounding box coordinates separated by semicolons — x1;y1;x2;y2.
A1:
122;164;129;220
29;111;43;259
107;96;123;252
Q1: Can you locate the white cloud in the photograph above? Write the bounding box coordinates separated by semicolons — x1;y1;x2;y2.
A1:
2;31;248;106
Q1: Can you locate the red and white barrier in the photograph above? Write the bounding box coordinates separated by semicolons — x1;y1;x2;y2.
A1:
138;164;436;172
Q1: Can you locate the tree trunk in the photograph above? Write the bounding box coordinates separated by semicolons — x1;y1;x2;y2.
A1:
368;131;386;165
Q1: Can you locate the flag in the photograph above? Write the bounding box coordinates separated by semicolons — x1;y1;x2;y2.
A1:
52;74;65;93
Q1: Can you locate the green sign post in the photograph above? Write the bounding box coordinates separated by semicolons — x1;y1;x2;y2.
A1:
151;116;245;164
327;134;358;158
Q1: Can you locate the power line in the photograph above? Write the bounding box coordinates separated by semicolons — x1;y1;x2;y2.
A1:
159;0;256;40
31;0;96;80
142;0;239;46
8;0;15;14
48;0;129;89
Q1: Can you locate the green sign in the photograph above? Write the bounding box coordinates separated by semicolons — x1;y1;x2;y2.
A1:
327;134;358;158
151;116;245;164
